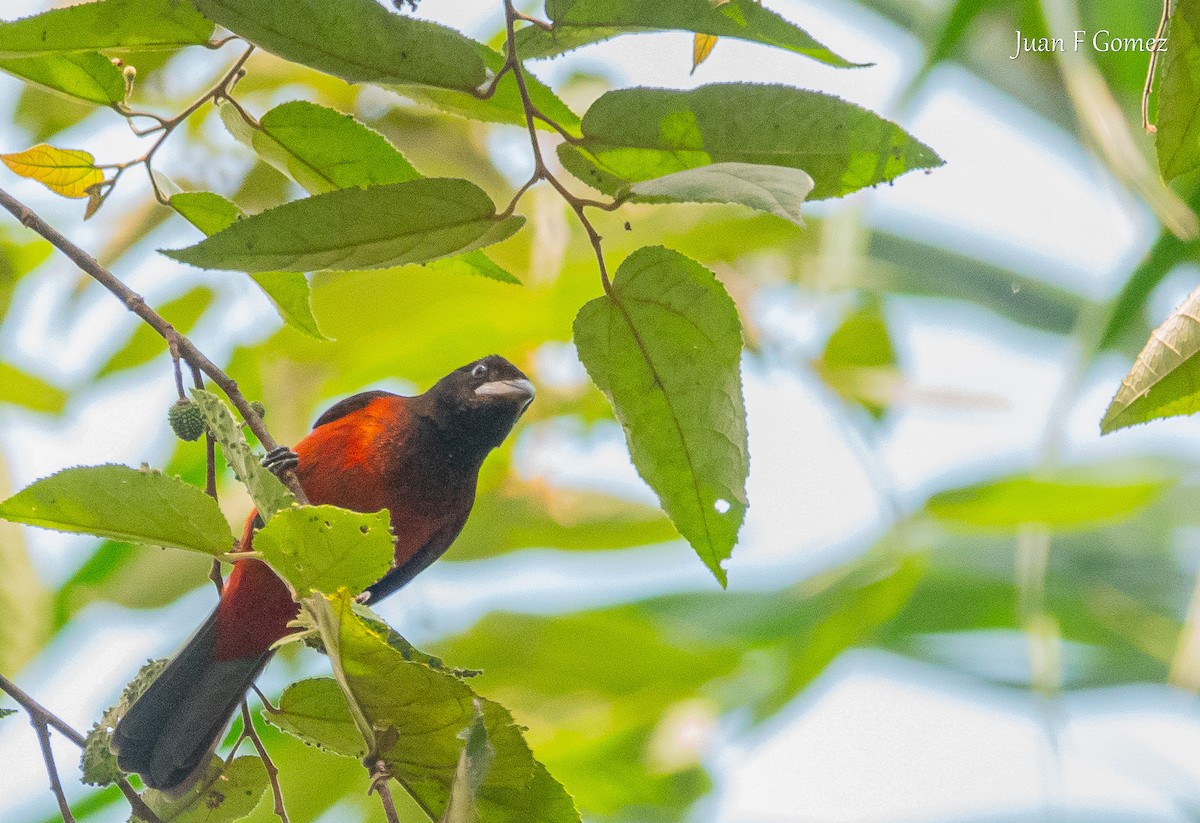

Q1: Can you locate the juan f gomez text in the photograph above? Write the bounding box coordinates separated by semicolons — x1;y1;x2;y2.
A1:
1010;29;1167;60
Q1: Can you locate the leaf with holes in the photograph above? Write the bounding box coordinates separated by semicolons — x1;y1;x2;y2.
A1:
1;144;101;199
191;389;295;522
140;756;267;823
162;179;524;273
1102;284;1200;433
628;162;814;225
304;592;580;823
1157;0;1200;181
559;84;941;201
253;505;394;598
573;246;748;586
0;465;234;554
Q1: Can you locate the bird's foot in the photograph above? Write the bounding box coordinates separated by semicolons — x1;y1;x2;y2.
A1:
262;445;299;477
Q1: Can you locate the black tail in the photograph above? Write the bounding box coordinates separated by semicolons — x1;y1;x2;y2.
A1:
112;609;271;790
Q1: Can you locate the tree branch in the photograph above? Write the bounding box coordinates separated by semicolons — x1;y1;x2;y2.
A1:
240;701;289;823
0;674;163;823
0;187;309;505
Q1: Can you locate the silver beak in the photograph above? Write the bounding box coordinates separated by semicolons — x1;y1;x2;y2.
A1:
475;378;535;409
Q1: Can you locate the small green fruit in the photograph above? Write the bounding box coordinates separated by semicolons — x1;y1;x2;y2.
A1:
168;399;204;441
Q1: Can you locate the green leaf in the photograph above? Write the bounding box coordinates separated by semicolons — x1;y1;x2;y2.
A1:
191;0;486;91
190;388;295;521
0;0;213;59
0;361;66;414
262;677;366;758
97;286;216;377
170;191;329;340
254;505;393;598
444;700;493;823
0;708;14;720
0;52;124;105
627;162;814;225
0;464;234;554
559;84;943;201
427;251;521;285
306;593;580;823
138;755;267;823
218;100;419;195
163;179;524;273
1102;285;1200;433
573;246;748;586
81;658;166;787
519;0;863;67
1157;0;1200;181
926;474;1167;531
815;301;898;418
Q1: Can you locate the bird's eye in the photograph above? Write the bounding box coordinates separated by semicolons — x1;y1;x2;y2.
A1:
471;363;488;378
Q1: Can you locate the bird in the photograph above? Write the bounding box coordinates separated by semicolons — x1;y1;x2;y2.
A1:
111;355;535;791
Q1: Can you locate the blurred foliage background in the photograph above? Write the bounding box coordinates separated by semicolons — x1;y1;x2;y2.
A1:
3;0;1200;821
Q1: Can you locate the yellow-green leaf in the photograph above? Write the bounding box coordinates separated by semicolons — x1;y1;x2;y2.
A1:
1;144;102;198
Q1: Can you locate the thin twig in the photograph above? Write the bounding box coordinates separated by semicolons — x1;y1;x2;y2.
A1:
0;674;163;823
500;0;614;294
30;715;75;822
1142;0;1172;133
367;761;402;823
0;673;84;746
240;701;290;823
0;188;309;505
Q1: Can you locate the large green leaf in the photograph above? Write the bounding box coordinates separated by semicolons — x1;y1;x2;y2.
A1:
573;246;748;586
170;191;328;340
559;84;942;200
1157;0;1200;181
97;286;216;377
0;464;234;554
162;179;524;273
191;0;486;91
926;473;1167;531
305;593;580;823
1102;285;1200;433
218;100;419;195
0;361;66;414
191;389;295;521
0;0;213;58
253;505;393;598
0;52;124;105
518;0;862;67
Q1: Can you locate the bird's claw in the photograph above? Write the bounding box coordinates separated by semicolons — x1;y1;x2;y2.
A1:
262;445;299;477
355;590;372;604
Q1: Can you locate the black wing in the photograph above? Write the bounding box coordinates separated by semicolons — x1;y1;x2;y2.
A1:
312;390;397;429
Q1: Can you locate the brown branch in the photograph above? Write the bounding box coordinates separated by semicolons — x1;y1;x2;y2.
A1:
367;761;402;823
0;187;309;505
240;701;289;823
0;674;163;823
500;0;615;295
30;713;75;822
